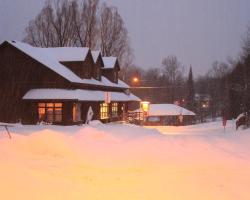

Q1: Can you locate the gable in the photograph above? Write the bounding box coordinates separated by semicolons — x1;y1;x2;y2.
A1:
0;42;71;86
7;41;83;83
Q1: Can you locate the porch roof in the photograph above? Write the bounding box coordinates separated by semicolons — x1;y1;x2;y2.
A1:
22;89;141;102
148;104;196;116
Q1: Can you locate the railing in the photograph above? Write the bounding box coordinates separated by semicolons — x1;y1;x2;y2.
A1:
123;111;146;125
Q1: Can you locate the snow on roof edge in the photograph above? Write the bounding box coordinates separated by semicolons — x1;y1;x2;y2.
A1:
102;57;117;69
22;89;141;102
148;104;196;116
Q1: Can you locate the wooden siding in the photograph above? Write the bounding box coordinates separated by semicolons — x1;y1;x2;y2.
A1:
0;42;72;122
0;41;138;125
60;50;95;79
101;60;120;84
93;54;104;81
102;68;118;84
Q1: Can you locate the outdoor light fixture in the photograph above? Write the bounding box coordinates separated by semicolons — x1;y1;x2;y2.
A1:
133;77;139;83
140;101;150;113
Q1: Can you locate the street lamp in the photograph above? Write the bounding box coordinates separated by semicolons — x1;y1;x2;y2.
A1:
132;77;139;83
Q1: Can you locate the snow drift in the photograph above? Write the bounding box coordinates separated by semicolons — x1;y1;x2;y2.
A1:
0;121;250;200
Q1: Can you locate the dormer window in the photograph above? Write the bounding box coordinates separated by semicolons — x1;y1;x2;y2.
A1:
101;57;120;83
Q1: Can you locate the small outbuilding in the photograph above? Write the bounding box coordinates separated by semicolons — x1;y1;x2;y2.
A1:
144;104;196;126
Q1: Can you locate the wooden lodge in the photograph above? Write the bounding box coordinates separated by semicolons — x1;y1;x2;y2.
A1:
0;41;140;125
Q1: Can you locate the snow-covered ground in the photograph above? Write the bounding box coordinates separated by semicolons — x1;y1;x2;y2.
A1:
0;121;250;200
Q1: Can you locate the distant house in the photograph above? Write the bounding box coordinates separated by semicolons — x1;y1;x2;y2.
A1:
144;104;196;126
0;41;140;125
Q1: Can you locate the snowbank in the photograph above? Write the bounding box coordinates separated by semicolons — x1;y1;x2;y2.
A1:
0;121;250;200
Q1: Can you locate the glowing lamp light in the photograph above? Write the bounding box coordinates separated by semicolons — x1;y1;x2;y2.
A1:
133;77;139;83
140;101;150;113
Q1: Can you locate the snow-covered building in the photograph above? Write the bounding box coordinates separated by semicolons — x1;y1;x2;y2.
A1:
144;104;196;126
0;41;140;125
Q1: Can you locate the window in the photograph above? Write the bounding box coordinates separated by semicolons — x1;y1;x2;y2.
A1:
38;103;62;123
147;116;161;122
112;103;118;117
100;103;109;119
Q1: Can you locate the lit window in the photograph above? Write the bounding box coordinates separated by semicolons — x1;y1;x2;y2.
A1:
38;103;62;123
112;103;118;117
55;107;62;122
100;103;109;119
38;107;46;121
47;107;54;123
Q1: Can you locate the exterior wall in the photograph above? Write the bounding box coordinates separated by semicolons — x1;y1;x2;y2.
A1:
102;60;119;83
21;101;39;124
62;102;74;125
144;115;196;126
92;55;103;81
81;102;100;123
128;101;140;111
60;61;90;79
102;68;118;83
20;100;137;125
60;51;94;79
0;42;71;123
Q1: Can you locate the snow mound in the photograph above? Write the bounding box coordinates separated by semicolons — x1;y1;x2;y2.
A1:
0;122;250;200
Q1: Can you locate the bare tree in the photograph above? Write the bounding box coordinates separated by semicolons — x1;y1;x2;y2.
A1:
23;0;134;69
242;24;250;58
51;0;78;46
73;0;99;48
23;0;78;47
161;55;184;102
162;55;184;85
99;4;132;66
23;2;55;47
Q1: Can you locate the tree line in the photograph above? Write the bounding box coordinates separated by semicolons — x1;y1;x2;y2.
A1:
23;0;133;72
126;24;250;120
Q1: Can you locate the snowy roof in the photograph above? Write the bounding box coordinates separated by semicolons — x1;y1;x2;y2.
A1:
23;89;141;102
91;51;101;63
7;41;128;89
148;104;196;116
102;57;118;69
43;47;90;62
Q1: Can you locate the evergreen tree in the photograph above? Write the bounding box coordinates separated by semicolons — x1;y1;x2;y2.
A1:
186;67;196;112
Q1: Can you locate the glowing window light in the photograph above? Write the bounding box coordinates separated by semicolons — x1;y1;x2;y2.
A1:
140;101;150;113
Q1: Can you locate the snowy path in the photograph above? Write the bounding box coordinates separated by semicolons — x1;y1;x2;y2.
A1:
0;121;249;200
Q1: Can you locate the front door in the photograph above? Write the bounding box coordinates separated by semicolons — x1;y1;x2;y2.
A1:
73;103;81;122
